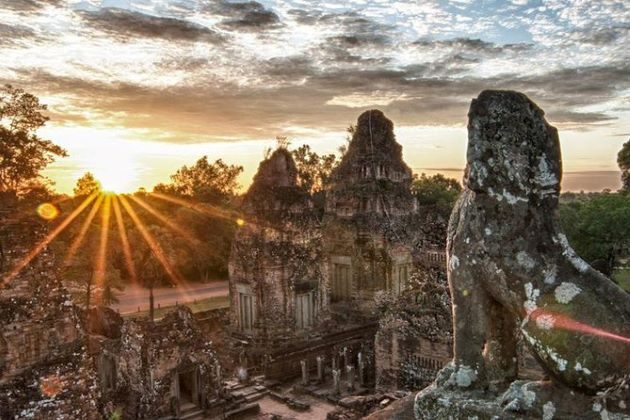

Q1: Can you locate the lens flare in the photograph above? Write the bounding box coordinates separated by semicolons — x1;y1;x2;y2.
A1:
150;192;239;222
37;203;59;220
531;308;630;344
40;374;64;397
236;218;245;227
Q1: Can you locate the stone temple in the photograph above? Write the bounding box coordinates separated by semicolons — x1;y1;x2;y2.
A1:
227;110;455;394
4;91;626;419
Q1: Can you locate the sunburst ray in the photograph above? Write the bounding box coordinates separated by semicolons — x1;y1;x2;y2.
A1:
118;195;184;287
149;192;241;223
94;194;112;294
2;193;98;287
112;195;137;284
63;194;104;264
128;195;200;246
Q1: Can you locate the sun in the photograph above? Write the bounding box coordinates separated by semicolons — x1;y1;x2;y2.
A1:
80;144;140;193
93;165;136;193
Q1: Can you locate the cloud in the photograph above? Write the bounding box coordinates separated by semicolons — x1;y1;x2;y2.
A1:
2;0;628;143
76;7;223;43
570;26;630;45
413;37;531;53
0;22;43;47
0;0;63;12
202;1;281;30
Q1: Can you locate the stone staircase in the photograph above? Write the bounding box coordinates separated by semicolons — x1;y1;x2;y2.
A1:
179;403;204;420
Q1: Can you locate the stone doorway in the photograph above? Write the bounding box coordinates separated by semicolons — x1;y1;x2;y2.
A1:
178;369;199;408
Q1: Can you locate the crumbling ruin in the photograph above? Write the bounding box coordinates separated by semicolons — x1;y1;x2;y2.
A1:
322;110;417;319
9;95;622;419
229;148;326;346
0;193;100;419
227;110;457;412
93;306;223;419
0;193;230;419
415;90;630;419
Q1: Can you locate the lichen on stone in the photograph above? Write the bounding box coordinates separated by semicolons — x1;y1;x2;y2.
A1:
535;314;556;331
542;400;556;420
554;282;581;304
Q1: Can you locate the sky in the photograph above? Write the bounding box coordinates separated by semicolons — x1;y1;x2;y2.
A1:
1;0;629;193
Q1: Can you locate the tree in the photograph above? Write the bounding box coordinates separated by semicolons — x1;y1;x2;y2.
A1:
275;135;291;150
161;156;243;204
61;234;123;311
618;139;630;193
412;173;462;213
74;172;101;196
0;85;67;192
291;144;338;194
131;225;178;322
559;193;630;277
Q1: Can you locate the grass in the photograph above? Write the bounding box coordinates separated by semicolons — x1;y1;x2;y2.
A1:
612;268;630;292
123;294;230;320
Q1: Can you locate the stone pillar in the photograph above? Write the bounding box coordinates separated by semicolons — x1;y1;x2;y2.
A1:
316;356;324;383
215;364;222;383
332;354;338;372
332;369;341;395
342;347;348;372
301;360;309;385
358;352;365;386
346;365;355;392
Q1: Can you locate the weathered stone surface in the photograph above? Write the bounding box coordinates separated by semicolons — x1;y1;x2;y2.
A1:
0;195;100;419
99;306;222;419
229;147;324;347
323;110;416;317
415;90;630;419
364;393;415;420
374;269;452;392
86;305;123;339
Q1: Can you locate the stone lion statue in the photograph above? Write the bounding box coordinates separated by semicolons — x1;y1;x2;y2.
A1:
415;90;630;419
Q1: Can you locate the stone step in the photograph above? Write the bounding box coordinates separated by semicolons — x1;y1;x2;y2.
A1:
179;408;204;420
244;389;268;403
224;402;260;419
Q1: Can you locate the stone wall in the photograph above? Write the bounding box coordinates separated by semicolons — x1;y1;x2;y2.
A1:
229;148;327;348
0;194;100;419
93;306;222;419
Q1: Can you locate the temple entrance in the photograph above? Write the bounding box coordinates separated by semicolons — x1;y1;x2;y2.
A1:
178;369;198;408
332;263;351;302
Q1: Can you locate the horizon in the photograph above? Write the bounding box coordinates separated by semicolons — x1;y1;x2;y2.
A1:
2;0;629;193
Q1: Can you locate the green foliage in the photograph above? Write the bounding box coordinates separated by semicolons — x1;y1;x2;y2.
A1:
0;85;67;192
618;139;630;192
612;268;630;292
411;173;462;213
291;144;338;194
559;192;630;276
156;156;243;204
17;178;58;203
73;172;101;196
58;230;124;309
289;144;339;218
